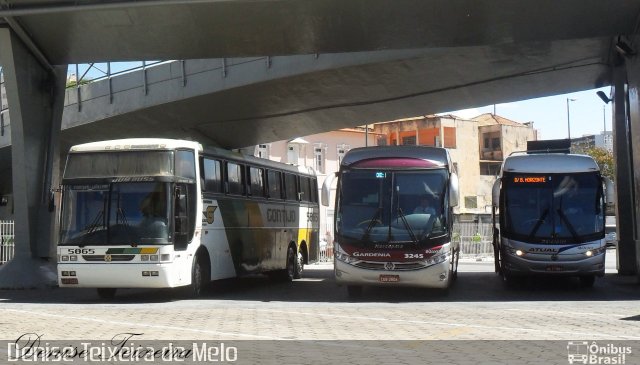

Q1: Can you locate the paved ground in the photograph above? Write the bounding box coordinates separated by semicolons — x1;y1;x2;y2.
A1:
0;249;638;364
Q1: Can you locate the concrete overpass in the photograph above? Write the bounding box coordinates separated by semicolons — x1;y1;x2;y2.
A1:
0;0;639;287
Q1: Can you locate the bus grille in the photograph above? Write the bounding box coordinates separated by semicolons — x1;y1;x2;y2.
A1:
82;255;136;262
353;261;427;271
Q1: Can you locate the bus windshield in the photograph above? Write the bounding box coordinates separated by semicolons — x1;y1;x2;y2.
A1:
60;182;172;245
337;169;449;246
503;172;604;243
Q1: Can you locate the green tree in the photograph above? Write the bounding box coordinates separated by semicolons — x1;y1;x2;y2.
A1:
581;147;615;181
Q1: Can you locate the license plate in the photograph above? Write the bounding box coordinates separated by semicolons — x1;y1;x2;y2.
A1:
379;274;400;282
546;265;564;272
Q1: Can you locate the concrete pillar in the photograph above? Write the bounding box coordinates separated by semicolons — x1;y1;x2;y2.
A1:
0;28;66;288
612;57;638;275
624;49;640;280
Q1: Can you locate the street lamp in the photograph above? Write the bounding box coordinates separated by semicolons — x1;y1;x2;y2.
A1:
566;97;577;140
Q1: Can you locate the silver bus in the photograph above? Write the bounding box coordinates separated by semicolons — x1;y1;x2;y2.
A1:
491;140;614;287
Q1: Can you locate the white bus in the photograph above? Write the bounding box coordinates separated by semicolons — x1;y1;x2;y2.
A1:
322;146;460;296
57;138;319;298
491;140;614;287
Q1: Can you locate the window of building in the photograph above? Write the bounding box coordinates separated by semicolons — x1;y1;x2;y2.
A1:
484;137;490;149
287;144;299;164
202;158;222;192
313;143;325;174
267;170;282;199
337;144;350;165
255;144;270;159
402;136;416;145
226;162;244;195
492;137;500;149
443;127;456;148
464;196;478;209
249;167;265;197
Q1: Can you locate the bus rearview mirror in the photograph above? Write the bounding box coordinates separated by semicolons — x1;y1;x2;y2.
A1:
492;178;501;207
321;172;337;207
449;173;459;207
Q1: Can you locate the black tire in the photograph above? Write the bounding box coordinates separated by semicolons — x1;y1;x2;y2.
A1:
293;250;304;279
451;248;459;281
579;275;595;288
270;245;296;282
284;245;296;281
190;254;209;297
347;285;363;298
97;288;116;299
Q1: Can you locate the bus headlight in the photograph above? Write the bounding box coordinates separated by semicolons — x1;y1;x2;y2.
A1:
585;250;593;257
515;250;524;257
334;243;354;264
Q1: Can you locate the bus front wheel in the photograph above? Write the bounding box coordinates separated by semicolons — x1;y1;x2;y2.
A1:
190;254;210;297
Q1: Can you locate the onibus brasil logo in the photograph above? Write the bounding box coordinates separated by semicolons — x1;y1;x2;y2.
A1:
567;341;632;364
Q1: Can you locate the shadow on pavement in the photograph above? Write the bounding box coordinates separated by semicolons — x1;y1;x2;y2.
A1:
0;264;639;304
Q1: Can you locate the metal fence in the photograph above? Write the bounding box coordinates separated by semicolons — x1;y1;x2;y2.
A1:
0;220;14;264
453;221;494;257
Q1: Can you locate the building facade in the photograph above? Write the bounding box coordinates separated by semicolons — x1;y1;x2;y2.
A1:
372;113;537;220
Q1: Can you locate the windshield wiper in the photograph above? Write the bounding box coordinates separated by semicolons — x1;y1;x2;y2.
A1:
362;207;382;241
528;208;549;238
556;208;579;241
396;207;418;244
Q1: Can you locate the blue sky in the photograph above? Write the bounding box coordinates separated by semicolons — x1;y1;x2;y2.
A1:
73;62;613;141
445;87;613;140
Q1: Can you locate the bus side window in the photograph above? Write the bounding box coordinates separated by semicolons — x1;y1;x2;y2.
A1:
202;158;222;193
284;173;297;201
300;177;311;202
267;170;282;199
175;150;196;180
249;167;265;197
226;162;245;195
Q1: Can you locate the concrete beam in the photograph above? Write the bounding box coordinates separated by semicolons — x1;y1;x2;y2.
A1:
0;28;65;288
612;54;638;275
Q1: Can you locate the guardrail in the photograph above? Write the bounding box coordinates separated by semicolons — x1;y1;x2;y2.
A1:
0;220;14;264
454;221;494;257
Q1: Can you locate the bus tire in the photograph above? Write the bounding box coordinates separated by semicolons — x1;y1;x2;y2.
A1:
579;275;595;288
97;288;117;300
294;250;304;279
271;245;296;282
190;253;210;297
285;245;296;281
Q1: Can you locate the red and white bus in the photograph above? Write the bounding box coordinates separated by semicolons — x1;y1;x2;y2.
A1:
322;146;460;297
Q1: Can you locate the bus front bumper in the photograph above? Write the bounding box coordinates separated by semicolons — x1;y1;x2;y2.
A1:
503;254;605;277
58;263;185;288
334;259;451;288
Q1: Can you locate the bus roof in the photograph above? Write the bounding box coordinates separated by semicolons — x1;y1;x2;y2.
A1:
69;138;315;177
502;153;599;174
69;138;203;153
341;146;450;168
